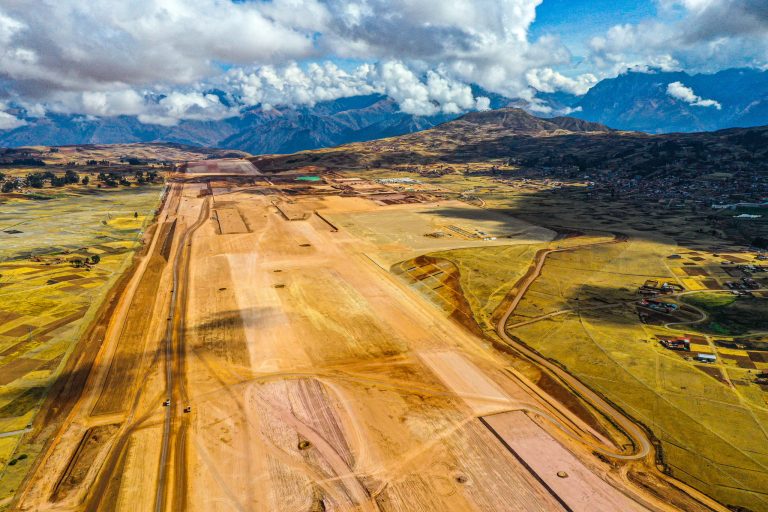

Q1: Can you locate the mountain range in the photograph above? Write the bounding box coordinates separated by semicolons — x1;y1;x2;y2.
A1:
569;68;768;133
1;68;766;154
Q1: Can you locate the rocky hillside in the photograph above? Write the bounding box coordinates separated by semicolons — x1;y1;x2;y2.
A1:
251;107;768;181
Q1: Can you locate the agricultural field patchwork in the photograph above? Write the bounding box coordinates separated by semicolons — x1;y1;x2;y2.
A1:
0;186;162;490
394;178;768;511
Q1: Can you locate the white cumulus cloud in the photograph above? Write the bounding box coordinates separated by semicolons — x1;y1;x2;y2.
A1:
226;60;491;116
0;0;564;121
0;110;26;130
525;68;597;95
666;81;722;109
588;0;768;75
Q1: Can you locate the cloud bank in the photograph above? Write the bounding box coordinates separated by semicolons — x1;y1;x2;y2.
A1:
588;0;768;75
0;0;581;126
0;0;764;128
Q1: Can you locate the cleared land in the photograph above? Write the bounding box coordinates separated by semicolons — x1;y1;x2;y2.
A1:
324;198;553;266
1;168;720;512
185;159;260;176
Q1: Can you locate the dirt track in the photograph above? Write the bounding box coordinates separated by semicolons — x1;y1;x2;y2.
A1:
8;175;726;512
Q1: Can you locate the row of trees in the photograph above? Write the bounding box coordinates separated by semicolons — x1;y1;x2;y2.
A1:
95;170;158;187
0;170;78;192
0;169;160;192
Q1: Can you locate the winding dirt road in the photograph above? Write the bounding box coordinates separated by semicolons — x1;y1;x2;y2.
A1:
493;236;654;461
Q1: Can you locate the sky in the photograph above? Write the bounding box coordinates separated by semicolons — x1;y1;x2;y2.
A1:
531;0;658;54
0;0;766;129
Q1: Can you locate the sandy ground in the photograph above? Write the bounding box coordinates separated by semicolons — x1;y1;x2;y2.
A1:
322;197;555;266
483;412;646;512
177;189;665;511
10;179;697;511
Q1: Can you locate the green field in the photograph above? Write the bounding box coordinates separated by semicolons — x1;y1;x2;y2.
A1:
0;187;162;260
434;239;768;510
683;293;768;335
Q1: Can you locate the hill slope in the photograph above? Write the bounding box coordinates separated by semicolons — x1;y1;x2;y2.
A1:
251;107;768;180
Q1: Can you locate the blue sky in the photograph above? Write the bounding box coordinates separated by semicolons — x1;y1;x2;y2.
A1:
532;0;658;55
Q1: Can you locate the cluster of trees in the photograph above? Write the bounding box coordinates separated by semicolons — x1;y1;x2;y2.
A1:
1;173;17;193
71;254;100;268
96;170;159;187
24;170;80;189
0;167;161;193
134;170;159;184
0;169;79;192
0;158;46;167
121;157;145;165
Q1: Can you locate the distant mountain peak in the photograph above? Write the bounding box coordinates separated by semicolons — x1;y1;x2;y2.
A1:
452;107;611;134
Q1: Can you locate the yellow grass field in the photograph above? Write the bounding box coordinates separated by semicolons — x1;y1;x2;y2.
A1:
0;186;163;494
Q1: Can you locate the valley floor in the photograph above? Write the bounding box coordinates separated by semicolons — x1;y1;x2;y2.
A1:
1;170;721;511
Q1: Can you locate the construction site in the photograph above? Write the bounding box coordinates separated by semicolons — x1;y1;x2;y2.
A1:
0;159;735;512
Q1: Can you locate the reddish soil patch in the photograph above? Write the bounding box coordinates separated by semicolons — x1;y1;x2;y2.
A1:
51;424;121;502
729;355;757;369
48;274;83;283
722;267;743;277
683;267;708;276
0;310;22;324
748;351;768;364
405;255;484;337
0;357;44;385
534;371;610;439
694;365;729;385
2;324;37;338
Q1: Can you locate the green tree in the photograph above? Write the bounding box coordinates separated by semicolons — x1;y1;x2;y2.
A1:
26;173;45;188
64;170;79;184
81;176;90;185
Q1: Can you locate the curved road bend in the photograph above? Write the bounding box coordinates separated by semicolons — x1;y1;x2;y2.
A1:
155;194;211;512
493;237;654;461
